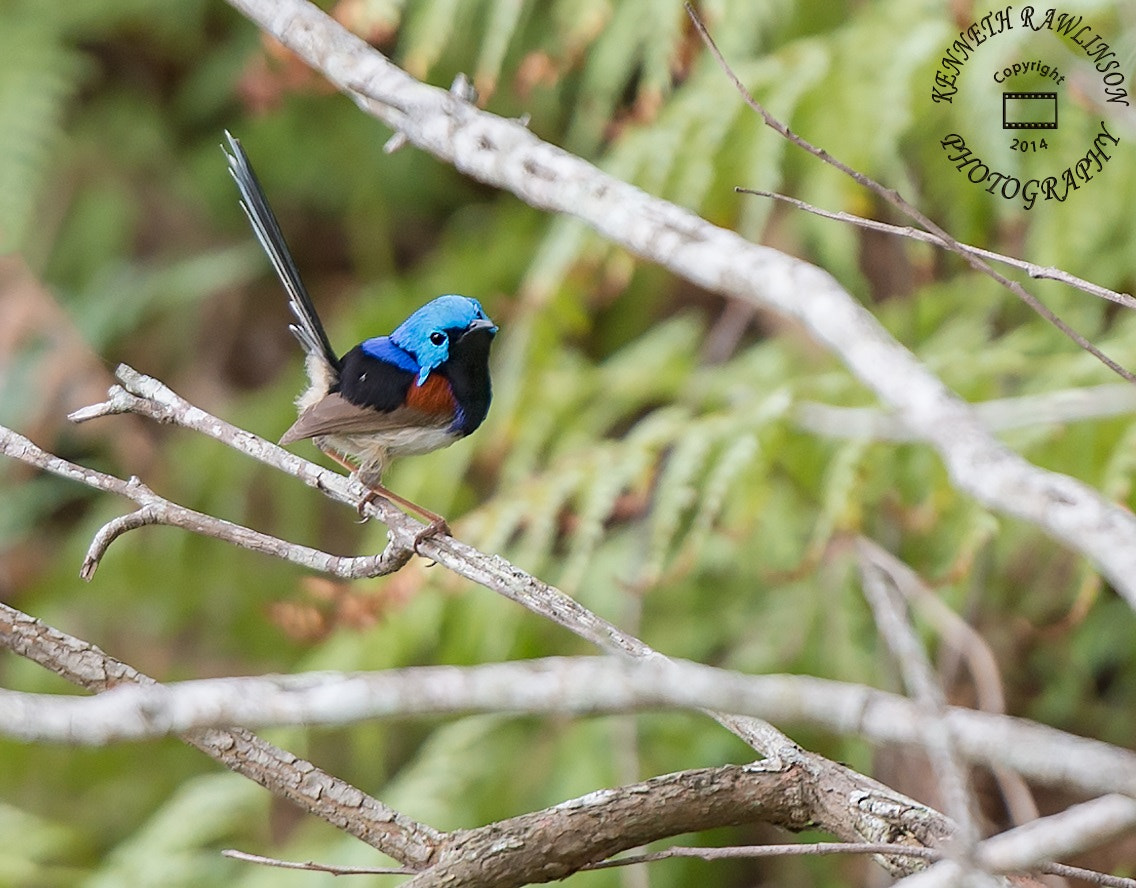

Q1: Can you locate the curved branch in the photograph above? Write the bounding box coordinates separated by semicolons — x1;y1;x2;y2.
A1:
0;602;440;867
82;502;161;580
409;762;807;888
0;424;412;580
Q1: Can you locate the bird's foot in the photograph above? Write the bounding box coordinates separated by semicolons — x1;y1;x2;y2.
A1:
355;482;450;555
357;488;378;520
413;516;451;555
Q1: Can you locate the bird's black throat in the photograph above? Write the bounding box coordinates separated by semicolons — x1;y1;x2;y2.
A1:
441;324;494;436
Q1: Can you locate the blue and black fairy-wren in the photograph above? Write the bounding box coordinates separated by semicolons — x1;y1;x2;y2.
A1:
223;132;497;538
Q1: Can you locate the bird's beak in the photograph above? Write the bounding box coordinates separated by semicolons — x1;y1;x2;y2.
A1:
463;318;498;338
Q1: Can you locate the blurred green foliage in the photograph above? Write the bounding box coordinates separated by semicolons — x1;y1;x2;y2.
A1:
1;0;1135;885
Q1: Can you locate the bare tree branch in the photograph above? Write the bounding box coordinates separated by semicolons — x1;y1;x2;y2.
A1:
4;652;1136;805
222;849;414;875
400;761;807;888
219;0;1136;607
224;842;1136;888
0;602;441;867
0;423;412;581
600;843;1136;888
223;842;944;876
858;538;1040;828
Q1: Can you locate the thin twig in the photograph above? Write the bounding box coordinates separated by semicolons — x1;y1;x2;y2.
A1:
857;547;983;867
0;424;412;581
858;538;1040;828
223;849;416;875
592;843;1136;888
739;189;1136;312
222;840;1136;887
685;3;1136;384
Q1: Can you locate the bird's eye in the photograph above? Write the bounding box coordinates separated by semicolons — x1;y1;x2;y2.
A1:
430;331;446;346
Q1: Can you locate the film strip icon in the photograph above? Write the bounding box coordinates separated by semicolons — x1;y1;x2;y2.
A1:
1002;91;1058;129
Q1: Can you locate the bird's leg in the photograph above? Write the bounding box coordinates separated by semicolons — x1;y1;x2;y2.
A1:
363;483;452;549
319;447;451;549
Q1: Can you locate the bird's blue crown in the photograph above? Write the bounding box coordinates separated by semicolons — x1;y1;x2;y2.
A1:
362;295;495;385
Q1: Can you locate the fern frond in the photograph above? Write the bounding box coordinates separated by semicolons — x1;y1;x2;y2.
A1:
682;431;761;556
641;421;717;588
0;18;82;253
560;407;687;595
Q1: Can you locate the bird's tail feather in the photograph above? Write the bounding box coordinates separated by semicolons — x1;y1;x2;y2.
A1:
223;131;340;373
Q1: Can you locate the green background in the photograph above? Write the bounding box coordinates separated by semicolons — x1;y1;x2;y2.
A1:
1;1;1135;885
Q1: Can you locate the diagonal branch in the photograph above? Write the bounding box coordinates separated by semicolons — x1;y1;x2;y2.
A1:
0;602;441;867
857;544;983;871
738;189;1136;312
221;0;1136;608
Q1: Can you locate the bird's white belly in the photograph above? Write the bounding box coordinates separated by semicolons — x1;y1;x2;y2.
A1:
319;426;460;486
375;425;460;458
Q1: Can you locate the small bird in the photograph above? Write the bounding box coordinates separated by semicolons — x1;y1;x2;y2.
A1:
222;131;497;539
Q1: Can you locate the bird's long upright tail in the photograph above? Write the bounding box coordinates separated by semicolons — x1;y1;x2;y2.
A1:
223;131;340;373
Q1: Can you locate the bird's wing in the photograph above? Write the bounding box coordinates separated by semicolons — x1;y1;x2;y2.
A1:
279;393;451;444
